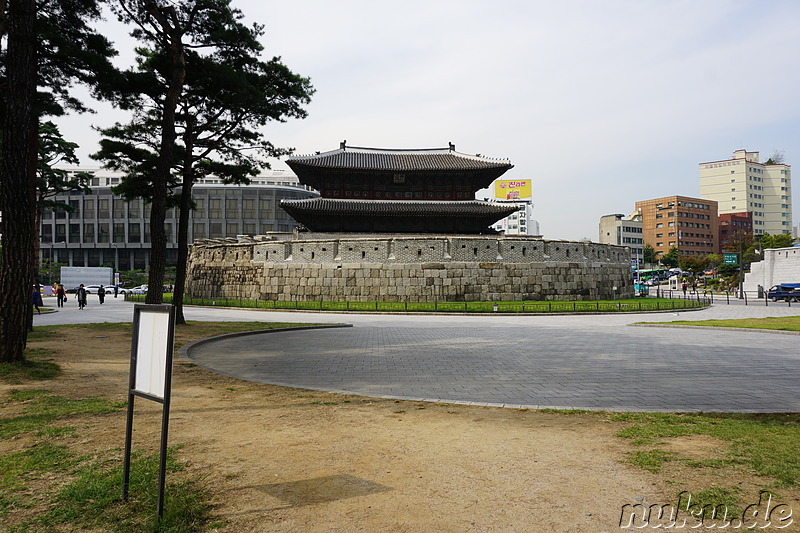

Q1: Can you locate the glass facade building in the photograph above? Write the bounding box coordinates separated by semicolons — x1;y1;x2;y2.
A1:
39;169;317;270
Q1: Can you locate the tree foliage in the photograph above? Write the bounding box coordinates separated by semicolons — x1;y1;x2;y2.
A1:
757;233;795;250
705;253;722;269
764;150;785;165
33;122;92;285
677;255;708;276
660;246;680;268
96;0;314;320
109;0;194;305
643;243;656;266
37;121;92;209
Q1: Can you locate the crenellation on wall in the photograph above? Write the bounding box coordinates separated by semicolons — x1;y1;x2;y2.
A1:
187;234;634;302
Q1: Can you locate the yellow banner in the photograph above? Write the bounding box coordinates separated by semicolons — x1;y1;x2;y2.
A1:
494;180;531;200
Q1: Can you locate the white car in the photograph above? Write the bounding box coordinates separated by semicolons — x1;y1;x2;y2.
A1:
83;285;109;295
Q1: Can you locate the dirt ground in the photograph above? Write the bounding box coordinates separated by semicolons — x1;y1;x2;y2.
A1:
3;324;797;532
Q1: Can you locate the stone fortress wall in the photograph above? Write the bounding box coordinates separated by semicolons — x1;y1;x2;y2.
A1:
743;245;800;292
186;233;635;302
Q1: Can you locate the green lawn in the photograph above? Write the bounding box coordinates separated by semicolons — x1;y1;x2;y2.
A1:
638;316;800;332
127;294;708;313
1;321;320;532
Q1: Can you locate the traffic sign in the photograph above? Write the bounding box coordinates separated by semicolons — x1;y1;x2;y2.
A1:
723;253;738;264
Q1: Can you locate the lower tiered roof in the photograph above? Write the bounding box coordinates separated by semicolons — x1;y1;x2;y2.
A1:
280;198;518;234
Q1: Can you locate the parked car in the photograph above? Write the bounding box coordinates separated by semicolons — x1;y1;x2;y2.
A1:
128;285;148;295
767;283;800;302
66;285;103;294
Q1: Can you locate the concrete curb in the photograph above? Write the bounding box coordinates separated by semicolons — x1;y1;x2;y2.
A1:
179;323;353;364
174;304;709;317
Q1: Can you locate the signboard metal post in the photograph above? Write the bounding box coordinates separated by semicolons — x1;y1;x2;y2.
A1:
122;304;176;520
723;253;744;298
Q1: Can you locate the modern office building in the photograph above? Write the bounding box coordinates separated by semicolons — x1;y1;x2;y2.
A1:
484;178;541;235
634;196;718;258
699;149;792;236
598;213;643;264
40;168;317;271
490;200;540;235
718;212;753;252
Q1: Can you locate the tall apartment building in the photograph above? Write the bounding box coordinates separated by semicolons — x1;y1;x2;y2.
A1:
699;149;792;236
634;196;718;258
40;169;317;271
598;213;643;264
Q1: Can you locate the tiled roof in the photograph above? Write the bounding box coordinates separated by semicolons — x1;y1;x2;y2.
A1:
280;198;518;218
287;145;513;172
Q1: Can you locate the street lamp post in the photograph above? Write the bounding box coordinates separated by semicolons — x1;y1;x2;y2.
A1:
738;238;745;299
48;241;65;285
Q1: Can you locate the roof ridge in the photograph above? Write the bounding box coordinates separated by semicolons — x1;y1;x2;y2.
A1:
288;144;512;164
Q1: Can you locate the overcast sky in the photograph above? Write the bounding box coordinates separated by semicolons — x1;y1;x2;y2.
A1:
59;0;800;241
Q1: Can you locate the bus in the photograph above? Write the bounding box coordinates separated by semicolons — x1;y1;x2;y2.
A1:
635;268;669;282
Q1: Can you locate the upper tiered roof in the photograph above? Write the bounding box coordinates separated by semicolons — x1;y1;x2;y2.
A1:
287;141;513;173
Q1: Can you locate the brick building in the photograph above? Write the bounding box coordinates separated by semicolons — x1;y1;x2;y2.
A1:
718;212;753;252
634;196;719;258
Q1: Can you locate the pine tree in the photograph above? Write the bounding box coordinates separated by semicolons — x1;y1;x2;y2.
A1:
97;0;313;320
0;0;116;362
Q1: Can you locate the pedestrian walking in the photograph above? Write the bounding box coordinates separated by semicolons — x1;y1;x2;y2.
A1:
114;284;119;298
32;285;43;315
77;284;87;310
98;285;106;304
56;284;66;308
681;282;687;296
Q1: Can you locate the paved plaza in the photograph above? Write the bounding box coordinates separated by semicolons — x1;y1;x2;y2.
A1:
36;295;800;412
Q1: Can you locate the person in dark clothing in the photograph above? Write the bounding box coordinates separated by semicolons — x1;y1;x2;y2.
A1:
56;284;67;308
114;284;119;298
77;284;87;310
98;285;106;304
32;286;44;315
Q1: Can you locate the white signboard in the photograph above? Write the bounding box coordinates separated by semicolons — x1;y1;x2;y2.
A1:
133;308;172;399
124;303;176;518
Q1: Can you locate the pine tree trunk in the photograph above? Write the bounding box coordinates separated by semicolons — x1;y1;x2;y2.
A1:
173;121;195;325
145;7;185;305
173;175;192;325
0;0;37;363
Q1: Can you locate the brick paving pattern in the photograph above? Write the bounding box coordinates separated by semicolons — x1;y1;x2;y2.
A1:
187;317;800;412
